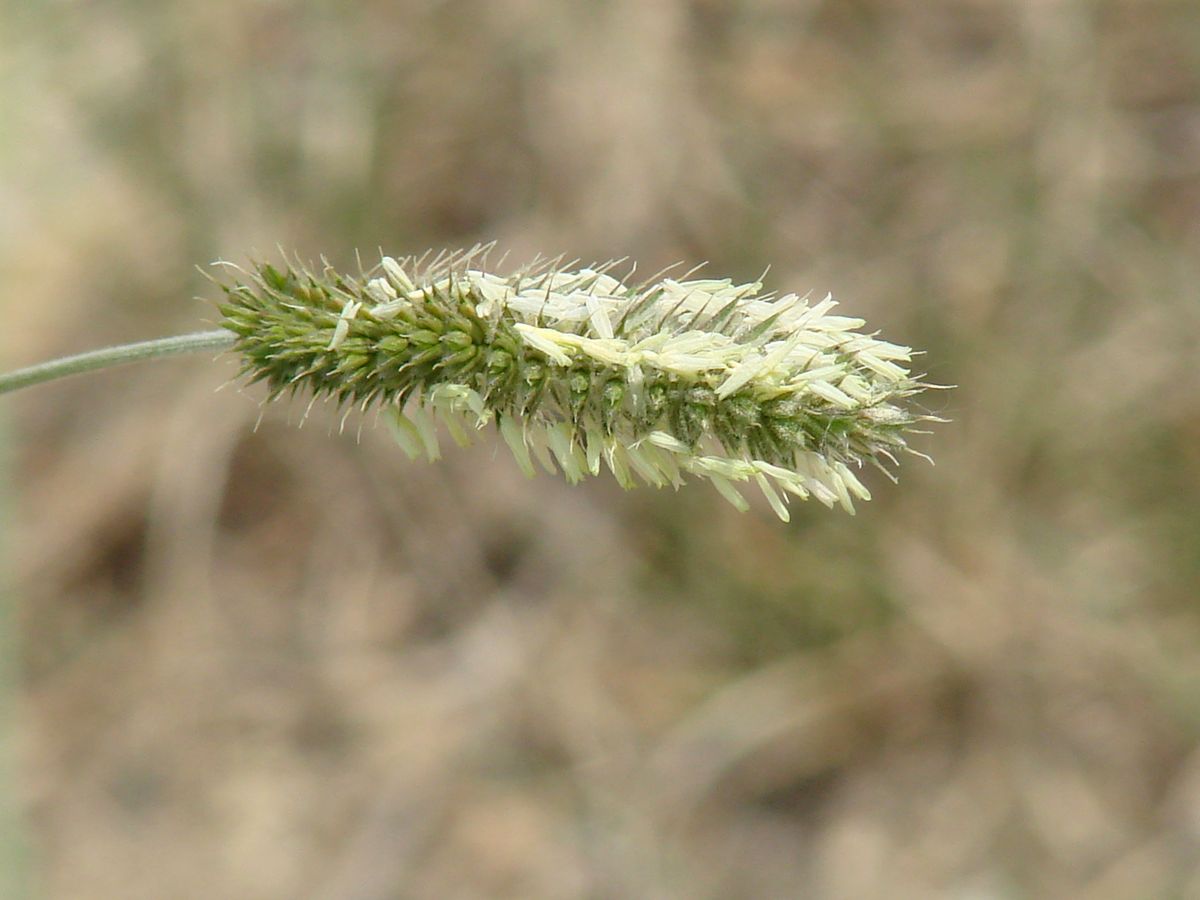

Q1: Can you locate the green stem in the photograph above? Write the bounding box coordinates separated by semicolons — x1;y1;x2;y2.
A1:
0;330;236;396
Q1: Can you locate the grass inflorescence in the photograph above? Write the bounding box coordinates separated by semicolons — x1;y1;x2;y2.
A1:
216;246;940;519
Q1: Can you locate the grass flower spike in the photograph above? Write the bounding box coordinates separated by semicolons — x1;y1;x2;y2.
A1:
216;246;937;519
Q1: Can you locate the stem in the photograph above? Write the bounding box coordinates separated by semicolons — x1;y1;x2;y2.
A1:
0;330;236;396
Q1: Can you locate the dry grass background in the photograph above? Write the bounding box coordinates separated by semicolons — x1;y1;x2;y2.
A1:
4;1;1200;897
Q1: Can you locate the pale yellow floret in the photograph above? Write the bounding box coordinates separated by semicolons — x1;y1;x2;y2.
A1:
706;474;750;512
365;277;398;303
327;300;362;350
754;472;791;522
381;256;417;293
499;416;535;478
386;411;425;461
513;324;574;366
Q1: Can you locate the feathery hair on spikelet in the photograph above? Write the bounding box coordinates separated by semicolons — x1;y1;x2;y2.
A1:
215;244;938;519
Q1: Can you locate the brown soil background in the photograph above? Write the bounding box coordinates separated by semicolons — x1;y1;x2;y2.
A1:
5;1;1200;897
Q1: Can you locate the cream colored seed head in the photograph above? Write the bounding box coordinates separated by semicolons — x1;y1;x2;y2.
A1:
217;246;942;520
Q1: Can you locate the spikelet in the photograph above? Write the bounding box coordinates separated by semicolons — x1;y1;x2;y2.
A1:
216;245;940;519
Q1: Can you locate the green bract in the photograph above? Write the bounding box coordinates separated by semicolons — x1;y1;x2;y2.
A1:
217;247;937;519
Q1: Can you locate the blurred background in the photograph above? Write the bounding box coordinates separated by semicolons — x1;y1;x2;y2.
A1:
3;0;1200;897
